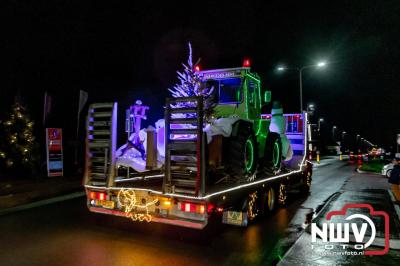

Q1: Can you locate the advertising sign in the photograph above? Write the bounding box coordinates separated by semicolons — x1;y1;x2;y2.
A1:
46;128;63;177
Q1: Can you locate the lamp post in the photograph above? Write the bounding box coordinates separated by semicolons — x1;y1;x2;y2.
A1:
341;131;346;151
318;118;324;131
332;125;337;141
277;61;327;112
356;134;360;151
361;137;364;152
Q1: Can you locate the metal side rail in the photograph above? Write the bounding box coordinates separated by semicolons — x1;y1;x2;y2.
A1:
84;102;117;187
163;96;206;197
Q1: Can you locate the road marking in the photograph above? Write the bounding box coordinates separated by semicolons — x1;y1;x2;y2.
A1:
0;191;85;216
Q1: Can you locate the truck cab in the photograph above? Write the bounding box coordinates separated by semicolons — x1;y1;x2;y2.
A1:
199;67;266;121
199;67;272;161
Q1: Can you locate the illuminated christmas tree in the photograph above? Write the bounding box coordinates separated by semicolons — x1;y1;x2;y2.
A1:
168;42;216;121
0;102;38;175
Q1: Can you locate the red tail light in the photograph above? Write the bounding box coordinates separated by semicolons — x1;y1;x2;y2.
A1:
89;191;96;200
89;191;106;200
180;202;205;214
207;203;215;214
98;192;106;200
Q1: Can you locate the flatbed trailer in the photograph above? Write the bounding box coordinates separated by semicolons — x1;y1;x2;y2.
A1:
84;99;312;229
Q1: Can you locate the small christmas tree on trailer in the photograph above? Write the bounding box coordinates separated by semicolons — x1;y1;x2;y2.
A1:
168;42;216;121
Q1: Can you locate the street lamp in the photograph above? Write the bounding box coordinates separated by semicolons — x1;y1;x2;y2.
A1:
307;103;316;116
332;125;337;141
341;131;346;152
318;118;324;131
307;103;315;111
277;60;327;112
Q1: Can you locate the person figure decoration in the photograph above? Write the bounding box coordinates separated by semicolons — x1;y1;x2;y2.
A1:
269;101;293;161
120;100;149;160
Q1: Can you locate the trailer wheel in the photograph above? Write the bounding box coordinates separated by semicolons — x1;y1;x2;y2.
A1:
301;162;312;193
263;132;282;173
226;126;258;181
301;170;312;193
243;191;259;222
260;185;277;215
278;183;288;206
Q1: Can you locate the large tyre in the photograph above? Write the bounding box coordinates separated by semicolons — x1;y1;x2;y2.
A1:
260;185;277;215
225;125;258;181
263;132;282;172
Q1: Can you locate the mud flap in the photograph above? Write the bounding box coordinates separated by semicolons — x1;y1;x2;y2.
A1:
222;211;248;227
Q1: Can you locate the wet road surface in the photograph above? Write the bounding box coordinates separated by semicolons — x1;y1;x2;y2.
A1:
0;158;354;266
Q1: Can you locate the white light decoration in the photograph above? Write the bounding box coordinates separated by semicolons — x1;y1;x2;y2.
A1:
117;188;159;222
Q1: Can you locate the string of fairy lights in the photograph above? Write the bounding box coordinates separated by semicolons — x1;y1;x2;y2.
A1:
117;188;159;222
0;103;36;169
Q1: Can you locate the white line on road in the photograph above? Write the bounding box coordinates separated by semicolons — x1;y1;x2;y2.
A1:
0;191;85;216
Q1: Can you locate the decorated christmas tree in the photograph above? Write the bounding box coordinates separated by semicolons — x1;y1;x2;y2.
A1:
168;42;216;121
0;102;38;176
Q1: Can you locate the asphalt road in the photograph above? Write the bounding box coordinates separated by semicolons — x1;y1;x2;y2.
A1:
0;158;354;266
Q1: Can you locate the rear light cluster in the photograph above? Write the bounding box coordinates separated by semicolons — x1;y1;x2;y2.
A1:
89;191;106;201
179;202;205;214
178;202;224;215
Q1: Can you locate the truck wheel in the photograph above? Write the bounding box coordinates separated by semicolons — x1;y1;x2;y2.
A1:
260;185;276;215
226;127;258;181
263;133;282;172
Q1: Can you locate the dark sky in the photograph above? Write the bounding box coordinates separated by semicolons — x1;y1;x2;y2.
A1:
2;0;400;148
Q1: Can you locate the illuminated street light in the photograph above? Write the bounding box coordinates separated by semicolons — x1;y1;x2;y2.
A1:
307;103;316;114
332;125;337;140
318;118;324;131
356;134;361;151
276;60;328;112
341;131;347;152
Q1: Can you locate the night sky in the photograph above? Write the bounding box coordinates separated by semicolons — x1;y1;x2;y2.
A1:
2;1;400;149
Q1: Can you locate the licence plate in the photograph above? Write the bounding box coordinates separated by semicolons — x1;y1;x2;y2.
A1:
96;200;115;209
222;211;248;226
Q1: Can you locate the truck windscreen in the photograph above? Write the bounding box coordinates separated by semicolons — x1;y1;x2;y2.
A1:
210;78;242;104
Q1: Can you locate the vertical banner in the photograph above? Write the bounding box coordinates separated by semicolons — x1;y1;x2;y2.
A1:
42;92;53;125
397;134;400;153
77;90;88;138
46;128;63;177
